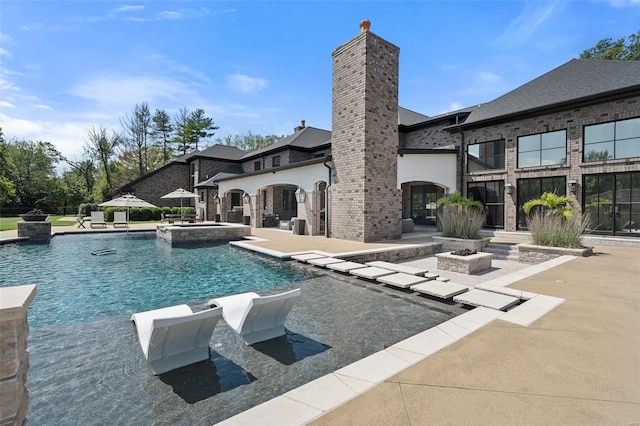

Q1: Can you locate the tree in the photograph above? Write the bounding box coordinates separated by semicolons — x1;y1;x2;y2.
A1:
66;158;97;197
85;126;121;200
0;128;17;205
173;107;195;155
523;192;578;221
172;107;219;154
120;102;152;177
580;30;640;60
151;108;174;164
186;108;219;151
215;131;282;152
4;138;62;210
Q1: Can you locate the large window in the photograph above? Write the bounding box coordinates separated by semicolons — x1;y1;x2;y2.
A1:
516;176;566;229
584;172;640;236
467;181;504;229
518;130;566;168
467;140;505;172
584;117;640;162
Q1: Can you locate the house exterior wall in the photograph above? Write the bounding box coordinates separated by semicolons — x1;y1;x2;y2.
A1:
463;94;640;231
330;26;402;242
125;163;190;207
402;121;459;150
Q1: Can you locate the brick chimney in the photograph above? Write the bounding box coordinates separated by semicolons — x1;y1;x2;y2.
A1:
294;120;306;132
329;20;402;242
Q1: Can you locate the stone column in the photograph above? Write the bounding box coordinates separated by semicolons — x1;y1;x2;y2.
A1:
330;20;402;242
0;285;37;426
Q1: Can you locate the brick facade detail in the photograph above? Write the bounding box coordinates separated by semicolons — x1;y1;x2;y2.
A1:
330;29;402;242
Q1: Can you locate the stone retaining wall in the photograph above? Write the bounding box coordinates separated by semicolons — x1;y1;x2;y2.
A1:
0;285;36;426
518;244;594;264
338;242;441;264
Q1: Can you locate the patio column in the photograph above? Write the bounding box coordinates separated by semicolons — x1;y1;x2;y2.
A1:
0;285;37;426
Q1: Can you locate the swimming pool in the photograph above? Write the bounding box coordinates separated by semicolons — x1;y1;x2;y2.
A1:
0;232;316;328
1;232;462;425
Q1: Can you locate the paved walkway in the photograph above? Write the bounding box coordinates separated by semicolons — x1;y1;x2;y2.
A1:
309;244;640;425
3;221;639;424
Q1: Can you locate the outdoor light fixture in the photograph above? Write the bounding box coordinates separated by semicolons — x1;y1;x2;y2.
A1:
504;183;514;195
295;187;306;203
568;179;578;193
243;192;250;203
213;195;220;204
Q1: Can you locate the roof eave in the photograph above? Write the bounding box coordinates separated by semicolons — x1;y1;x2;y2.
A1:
450;86;640;131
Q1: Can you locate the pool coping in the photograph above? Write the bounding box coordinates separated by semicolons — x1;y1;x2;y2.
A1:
215;246;574;425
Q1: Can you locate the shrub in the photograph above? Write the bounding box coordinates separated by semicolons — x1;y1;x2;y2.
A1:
78;203;99;216
436;192;485;239
526;211;590;248
438;204;486;239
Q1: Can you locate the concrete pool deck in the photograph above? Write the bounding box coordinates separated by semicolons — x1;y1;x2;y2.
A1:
1;222;639;424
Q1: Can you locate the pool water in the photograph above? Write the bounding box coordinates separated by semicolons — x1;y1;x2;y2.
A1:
0;232;316;328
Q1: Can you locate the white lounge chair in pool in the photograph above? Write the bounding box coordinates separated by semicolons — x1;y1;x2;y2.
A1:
90;211;107;228
113;211;128;228
208;289;301;345
131;304;223;375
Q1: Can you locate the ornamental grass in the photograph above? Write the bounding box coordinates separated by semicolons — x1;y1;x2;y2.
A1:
526;211;591;248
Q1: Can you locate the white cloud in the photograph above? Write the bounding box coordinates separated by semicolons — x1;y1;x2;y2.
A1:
495;2;563;47
68;74;199;108
0;47;11;58
478;71;501;83
159;11;182;20
0;101;15;108
114;5;144;13
227;74;267;94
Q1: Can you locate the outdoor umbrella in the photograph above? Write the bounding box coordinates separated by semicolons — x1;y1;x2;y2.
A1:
160;188;199;211
99;194;158;224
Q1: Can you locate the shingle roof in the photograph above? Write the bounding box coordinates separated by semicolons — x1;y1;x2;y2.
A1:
195;165;245;187
242;126;331;159
398;107;430;126
192;144;246;160
462;59;640;126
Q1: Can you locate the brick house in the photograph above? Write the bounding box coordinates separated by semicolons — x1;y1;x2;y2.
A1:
123;21;640;240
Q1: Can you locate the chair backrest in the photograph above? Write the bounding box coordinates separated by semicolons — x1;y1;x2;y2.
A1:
114;211;127;222
239;289;301;335
147;307;222;362
91;211;105;222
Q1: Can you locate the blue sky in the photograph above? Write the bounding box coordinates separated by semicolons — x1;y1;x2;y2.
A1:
1;1;639;167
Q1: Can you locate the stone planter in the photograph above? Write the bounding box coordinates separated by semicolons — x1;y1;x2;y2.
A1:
436;251;494;274
518;244;593;264
432;236;490;252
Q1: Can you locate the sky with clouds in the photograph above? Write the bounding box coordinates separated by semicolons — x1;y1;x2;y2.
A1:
1;1;639;169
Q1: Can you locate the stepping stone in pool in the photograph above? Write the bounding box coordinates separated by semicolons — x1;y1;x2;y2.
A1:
411;281;470;299
291;253;326;262
350;267;396;280
365;261;429;276
308;257;346;267
453;289;519;311
377;273;429;289
327;261;367;273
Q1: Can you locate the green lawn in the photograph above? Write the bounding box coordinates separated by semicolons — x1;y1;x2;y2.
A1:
0;216;77;231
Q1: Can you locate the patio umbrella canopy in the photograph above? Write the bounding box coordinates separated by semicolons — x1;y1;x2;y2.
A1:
160;188;199;210
99;194;158;221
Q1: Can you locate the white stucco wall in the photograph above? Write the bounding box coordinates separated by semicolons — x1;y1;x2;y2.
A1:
397;153;457;191
217;162;330;195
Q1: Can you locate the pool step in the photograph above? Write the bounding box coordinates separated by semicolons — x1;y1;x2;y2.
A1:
377;273;429;289
453;289;520;311
411;281;470;299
